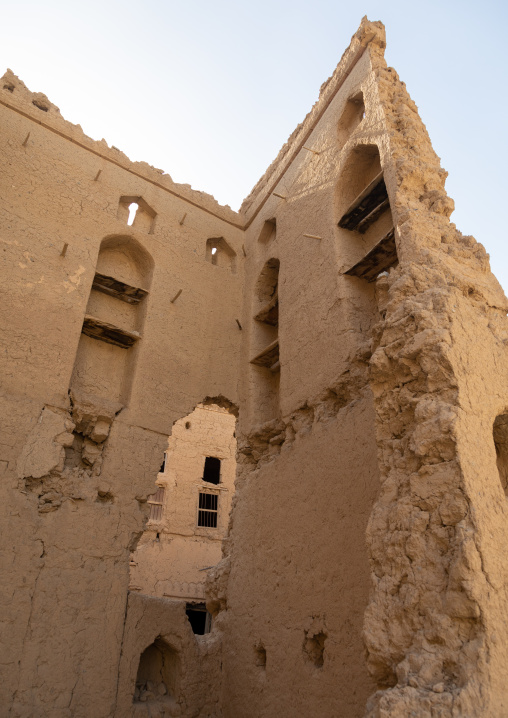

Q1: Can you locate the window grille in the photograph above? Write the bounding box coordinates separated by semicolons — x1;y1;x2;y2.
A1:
147;487;165;522
197;491;218;528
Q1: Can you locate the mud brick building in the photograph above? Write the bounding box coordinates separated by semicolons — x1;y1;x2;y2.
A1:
1;17;508;718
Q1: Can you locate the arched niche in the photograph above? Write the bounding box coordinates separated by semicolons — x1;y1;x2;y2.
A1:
250;258;280;423
96;234;154;292
134;637;180;705
255;258;280;305
205;237;237;274
337;91;365;150
70;235;153;408
337;143;398;285
257;219;276;245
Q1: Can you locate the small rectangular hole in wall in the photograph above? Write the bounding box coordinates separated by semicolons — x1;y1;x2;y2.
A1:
203;456;221;484
185;603;212;634
198;492;218;527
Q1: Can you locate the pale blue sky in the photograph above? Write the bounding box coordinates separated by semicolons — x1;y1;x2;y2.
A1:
2;0;507;292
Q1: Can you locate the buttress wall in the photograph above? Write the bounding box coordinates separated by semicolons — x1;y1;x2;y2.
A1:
0;73;242;717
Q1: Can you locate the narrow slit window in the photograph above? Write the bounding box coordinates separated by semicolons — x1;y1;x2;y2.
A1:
203;456;221;484
198;491;218;528
148;487;165;522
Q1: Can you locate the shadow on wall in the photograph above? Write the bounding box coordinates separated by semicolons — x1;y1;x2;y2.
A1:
71;234;154;409
134;637;180;708
337;90;365;150
250;257;280;424
494;413;508;496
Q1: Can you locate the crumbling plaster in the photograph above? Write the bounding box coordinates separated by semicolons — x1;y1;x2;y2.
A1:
1;14;508;718
0;65;242;717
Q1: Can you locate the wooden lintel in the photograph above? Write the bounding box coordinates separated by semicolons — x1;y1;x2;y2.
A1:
82;315;141;348
338;172;389;232
344;228;398;282
92;273;148;305
250;339;280;368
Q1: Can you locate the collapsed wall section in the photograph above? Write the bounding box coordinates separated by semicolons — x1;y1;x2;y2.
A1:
361;39;508;717
0;73;243;717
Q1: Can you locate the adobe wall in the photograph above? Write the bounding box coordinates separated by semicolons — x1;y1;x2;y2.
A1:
0;73;242;717
207;17;508;718
211;20;388;718
115;593;222;718
130;404;236;600
2;15;508;718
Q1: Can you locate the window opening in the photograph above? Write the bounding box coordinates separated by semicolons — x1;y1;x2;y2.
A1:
148;487;165;522
203;456;221;484
160;454;166;473
185;602;212;635
205;237;236;272
198;491;218;528
127;202;139;226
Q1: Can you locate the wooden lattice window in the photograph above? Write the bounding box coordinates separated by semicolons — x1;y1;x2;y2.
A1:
197;491;218;528
148;487;165;522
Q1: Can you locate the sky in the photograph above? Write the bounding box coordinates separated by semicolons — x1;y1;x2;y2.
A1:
2;0;507;293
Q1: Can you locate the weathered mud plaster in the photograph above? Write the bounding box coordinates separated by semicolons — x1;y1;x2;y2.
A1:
0;62;242;717
1;14;508;718
115;593;221;718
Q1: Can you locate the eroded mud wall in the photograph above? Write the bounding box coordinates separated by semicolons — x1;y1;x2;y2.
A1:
210;21;388;718
0;74;242;717
362;36;508;718
208;17;508;718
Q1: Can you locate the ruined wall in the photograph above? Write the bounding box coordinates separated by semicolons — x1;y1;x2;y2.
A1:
207;17;508;718
116;593;222;718
0;73;242;717
2;16;508;718
209;20;387;718
130;404;236;600
361;35;508;718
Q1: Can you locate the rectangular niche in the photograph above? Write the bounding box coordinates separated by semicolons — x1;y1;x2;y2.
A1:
338;171;389;234
92;273;148;305
81;315;141;349
344;228;398;281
